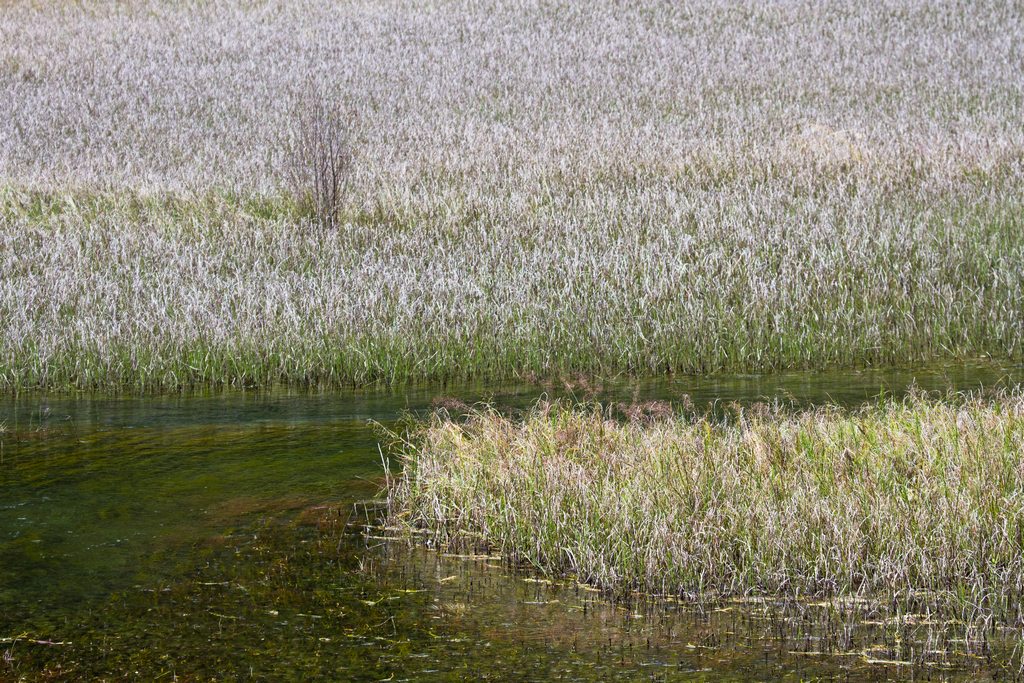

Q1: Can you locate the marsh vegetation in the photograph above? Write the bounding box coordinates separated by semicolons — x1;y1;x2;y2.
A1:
3;0;1024;679
1;0;1023;389
387;392;1024;669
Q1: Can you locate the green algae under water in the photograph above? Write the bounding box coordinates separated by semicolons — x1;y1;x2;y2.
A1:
2;361;1023;681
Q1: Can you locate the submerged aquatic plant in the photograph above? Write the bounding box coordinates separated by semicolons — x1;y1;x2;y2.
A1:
387;392;1024;663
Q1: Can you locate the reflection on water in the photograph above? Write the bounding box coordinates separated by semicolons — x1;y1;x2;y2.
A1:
1;360;1022;680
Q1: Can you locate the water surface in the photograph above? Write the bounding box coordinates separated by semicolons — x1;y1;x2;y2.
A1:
2;361;1021;680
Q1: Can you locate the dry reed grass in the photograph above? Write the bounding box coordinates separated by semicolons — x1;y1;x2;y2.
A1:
0;0;1022;389
387;393;1024;662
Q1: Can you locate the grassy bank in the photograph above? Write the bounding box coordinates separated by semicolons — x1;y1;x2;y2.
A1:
2;0;1023;390
387;394;1024;638
1;181;1022;391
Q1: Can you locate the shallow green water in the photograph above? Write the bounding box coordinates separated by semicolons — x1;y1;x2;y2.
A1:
1;362;1022;680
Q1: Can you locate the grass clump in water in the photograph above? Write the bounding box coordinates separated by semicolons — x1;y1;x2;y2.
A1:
387;392;1024;660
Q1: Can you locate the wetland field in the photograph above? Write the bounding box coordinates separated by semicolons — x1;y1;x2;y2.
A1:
1;0;1023;389
2;0;1024;680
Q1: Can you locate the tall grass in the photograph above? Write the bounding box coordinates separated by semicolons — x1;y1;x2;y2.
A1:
0;183;1021;390
0;0;1022;389
2;1;1021;192
387;394;1024;653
